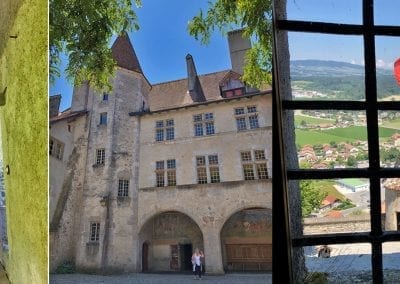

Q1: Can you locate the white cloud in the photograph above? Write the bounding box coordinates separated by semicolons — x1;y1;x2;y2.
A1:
376;59;392;70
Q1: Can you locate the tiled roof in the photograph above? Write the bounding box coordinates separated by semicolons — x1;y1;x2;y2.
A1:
384;178;400;191
111;32;143;73
148;70;231;111
50;109;87;123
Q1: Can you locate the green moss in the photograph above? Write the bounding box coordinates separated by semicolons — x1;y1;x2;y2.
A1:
0;0;48;283
304;272;328;284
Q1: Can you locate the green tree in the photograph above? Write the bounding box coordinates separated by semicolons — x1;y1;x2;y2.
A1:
50;0;141;90
300;120;307;127
300;180;327;218
188;0;272;88
347;156;357;167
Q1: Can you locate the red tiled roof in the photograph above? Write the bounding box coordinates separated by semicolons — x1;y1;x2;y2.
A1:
111;32;143;73
50;110;87;123
322;195;339;206
384;178;400;191
325;210;343;218
148;70;231;111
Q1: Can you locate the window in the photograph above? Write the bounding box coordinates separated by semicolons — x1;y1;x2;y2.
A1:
102;92;109;101
273;2;400;283
155;119;174;141
234;106;259;131
167;159;176;186
90;222;100;242
100;112;107;125
155;160;176;187
196;155;220;184
209;155;220;183
241;150;268;180
96;149;105;165
49;137;64;160
193;113;215;136
118;180;129;197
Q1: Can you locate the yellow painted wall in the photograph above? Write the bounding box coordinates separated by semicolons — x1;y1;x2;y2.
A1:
0;0;48;283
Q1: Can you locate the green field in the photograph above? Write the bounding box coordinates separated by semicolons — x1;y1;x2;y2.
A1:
296;126;398;146
295;115;335;126
382;118;400;130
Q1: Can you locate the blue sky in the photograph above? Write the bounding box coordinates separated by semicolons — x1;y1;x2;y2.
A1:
51;0;232;111
50;0;400;111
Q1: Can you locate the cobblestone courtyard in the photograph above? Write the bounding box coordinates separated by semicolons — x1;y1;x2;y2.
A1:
50;273;272;284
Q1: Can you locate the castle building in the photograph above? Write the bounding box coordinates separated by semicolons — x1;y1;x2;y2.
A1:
50;30;272;274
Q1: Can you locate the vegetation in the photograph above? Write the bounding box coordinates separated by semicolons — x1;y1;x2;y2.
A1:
300;180;328;218
292;75;399;100
188;0;272;88
296;126;397;146
50;0;142;90
294;115;334;127
304;271;328;284
55;262;75;274
333;199;356;210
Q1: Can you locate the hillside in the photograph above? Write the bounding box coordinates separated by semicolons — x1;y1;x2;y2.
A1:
291;60;399;100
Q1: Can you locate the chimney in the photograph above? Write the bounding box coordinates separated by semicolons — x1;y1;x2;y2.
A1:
49;94;61;117
228;29;251;75
186;54;205;102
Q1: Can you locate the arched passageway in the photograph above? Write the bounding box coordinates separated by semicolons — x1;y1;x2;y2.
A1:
220;207;272;272
139;211;203;272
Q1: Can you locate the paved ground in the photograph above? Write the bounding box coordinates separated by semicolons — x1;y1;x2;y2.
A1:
50;273;272;284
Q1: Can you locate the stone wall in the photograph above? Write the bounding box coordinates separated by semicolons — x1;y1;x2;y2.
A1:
303;215;376;235
0;0;48;282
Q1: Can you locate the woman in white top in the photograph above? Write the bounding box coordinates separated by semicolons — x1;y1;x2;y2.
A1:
191;248;204;279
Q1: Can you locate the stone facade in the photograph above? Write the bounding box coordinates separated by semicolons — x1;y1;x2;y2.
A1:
384;179;400;231
50;32;272;274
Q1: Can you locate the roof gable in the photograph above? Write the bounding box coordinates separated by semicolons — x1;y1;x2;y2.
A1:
111;32;143;73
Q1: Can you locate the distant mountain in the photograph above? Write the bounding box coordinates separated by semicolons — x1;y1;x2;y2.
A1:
290;60;399;100
290;59;392;77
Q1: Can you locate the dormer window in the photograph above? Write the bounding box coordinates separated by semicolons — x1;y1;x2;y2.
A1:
220;72;246;98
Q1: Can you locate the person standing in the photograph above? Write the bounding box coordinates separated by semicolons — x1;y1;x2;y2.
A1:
191;248;204;280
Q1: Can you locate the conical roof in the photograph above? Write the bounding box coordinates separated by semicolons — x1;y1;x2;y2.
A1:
111;32;143;73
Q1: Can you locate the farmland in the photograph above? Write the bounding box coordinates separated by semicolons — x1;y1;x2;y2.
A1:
294;115;335;127
295;126;398;146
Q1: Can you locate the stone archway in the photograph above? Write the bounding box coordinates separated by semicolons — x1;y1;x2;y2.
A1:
139;211;203;272
220;207;272;272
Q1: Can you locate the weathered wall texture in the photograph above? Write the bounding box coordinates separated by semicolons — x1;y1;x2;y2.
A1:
303;216;372;235
0;0;48;282
385;189;400;231
139;95;272;188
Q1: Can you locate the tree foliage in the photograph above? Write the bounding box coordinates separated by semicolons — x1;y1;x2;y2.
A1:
50;0;141;90
300;180;327;218
188;0;272;88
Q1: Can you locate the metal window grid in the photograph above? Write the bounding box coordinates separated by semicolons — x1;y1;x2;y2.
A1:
118;180;129;197
272;1;400;283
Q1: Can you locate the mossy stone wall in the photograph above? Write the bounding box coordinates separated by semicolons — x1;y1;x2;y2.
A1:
0;0;48;283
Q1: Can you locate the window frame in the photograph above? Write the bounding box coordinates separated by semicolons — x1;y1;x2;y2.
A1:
193;113;215;137
99;112;107;125
272;1;400;283
89;222;100;242
234;106;259;131
95;148;105;165
118;179;129;197
155;119;175;142
49;137;64;160
196;154;220;184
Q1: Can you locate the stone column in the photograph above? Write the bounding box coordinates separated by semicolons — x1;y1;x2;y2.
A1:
202;228;224;274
